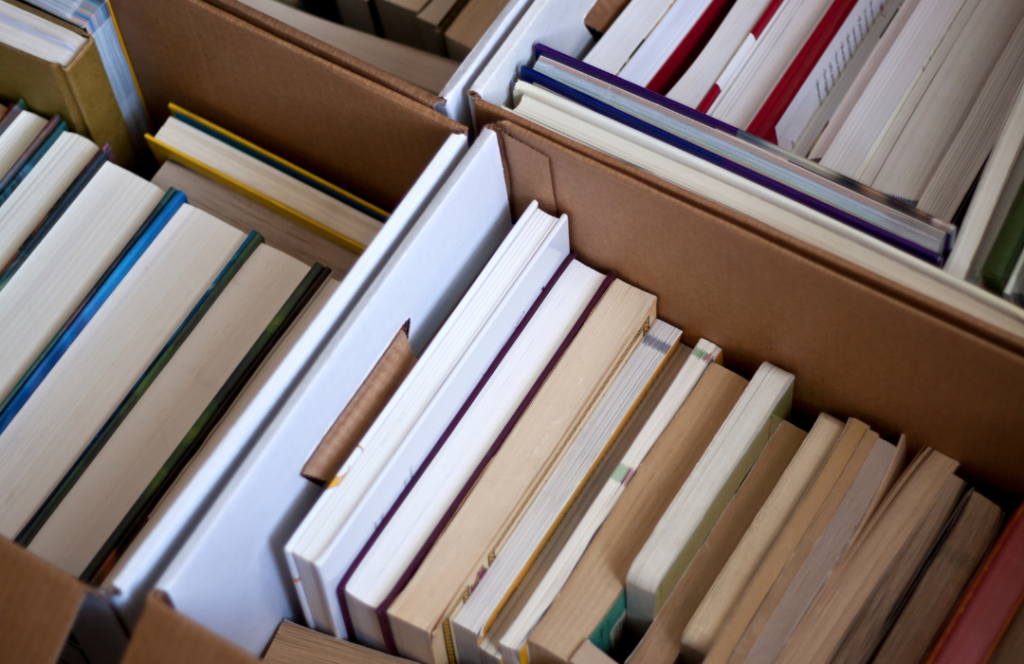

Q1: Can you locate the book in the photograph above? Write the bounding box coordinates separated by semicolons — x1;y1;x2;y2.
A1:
697;419;876;664
0;203;248;540
265;620;410;664
989;603;1024;664
495;341;721;664
417;0;464;56
451;320;682;664
20;0;150;155
583;0;677;77
24;242;320;577
776;448;961;664
147;106;384;254
666;0;778;108
151;160;360;277
626;416;828;664
625;363;795;627
0;163;162;405
526;362;749;664
679;413;841;657
982;179;1024;293
376;0;432;49
872;490;1002;664
0;0;134;165
723;433;905;664
287;204;571;637
818;0;973;178
706;0;840;130
613;0;722;91
0;114;63;195
345;258;606;651
745;0;894;149
924;504;1024;664
918;15;1024;221
861;0;1024;203
0;103;45;178
387;277;657;664
644;0;734;95
583;0;629;35
0;131;97;268
235;0;459;94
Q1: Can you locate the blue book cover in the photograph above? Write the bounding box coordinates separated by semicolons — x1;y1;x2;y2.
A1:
0;146;112;291
17;231;266;548
0;189;187;434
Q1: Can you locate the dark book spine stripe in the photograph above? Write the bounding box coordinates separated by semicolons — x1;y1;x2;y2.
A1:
0;116;64;195
16;230;264;547
0;190;187;436
0;148;109;290
83;263;331;583
376;270;618;655
520;61;945;264
337;252;577;641
646;0;735;96
0;120;67;206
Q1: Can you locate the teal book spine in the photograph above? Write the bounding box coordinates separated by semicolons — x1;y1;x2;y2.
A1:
0;189;186;434
83;262;330;581
590;590;628;654
16;230;265;547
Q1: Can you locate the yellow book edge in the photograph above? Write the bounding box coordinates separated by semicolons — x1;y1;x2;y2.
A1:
167;102;389;219
146;134;367;255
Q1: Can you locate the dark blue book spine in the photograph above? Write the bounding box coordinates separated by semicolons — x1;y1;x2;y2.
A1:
0;147;110;291
0;190;188;434
16;230;265;547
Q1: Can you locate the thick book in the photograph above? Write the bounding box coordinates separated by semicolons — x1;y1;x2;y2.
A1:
452;320;681;664
0;0;134;165
387;278;657;664
526;362;749;664
625;363;795;627
344;257;605;651
0;114;65;196
0;103;46;178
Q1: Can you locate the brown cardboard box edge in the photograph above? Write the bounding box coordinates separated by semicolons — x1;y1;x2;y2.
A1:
118;592;258;664
110;0;465;209
472;95;1024;358
205;0;444;110
0;537;89;664
484;116;1024;503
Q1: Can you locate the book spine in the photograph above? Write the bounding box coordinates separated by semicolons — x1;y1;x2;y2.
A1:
15;229;264;550
82;262;331;583
337;253;578;640
0;117;67;201
646;0;735;96
0;190;186;437
0;147;109;289
0;100;25;137
375;270;618;655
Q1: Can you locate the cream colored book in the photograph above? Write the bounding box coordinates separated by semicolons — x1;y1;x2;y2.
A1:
452;320;682;664
0;108;46;179
678;414;842;657
388;278;657;664
149;115;381;252
625;363;794;627
0;204;246;539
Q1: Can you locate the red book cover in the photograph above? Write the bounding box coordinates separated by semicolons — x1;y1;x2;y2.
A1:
646;0;736;96
746;0;863;143
925;504;1024;664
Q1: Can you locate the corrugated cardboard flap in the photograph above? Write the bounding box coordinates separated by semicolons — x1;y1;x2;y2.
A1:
484;116;1024;503
0;537;88;664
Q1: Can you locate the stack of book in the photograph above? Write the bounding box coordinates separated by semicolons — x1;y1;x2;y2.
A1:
489;0;1024;308
0;98;387;592
267;196;1024;664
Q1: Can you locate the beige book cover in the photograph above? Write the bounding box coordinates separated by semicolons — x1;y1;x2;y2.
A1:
388;279;656;664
